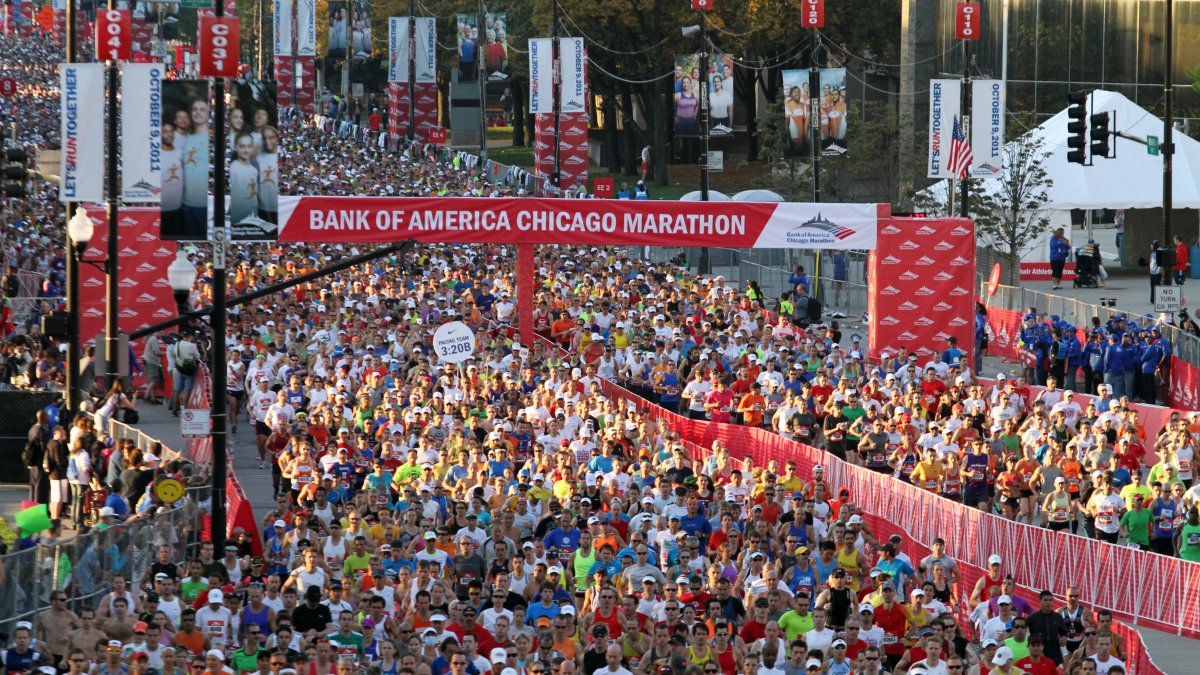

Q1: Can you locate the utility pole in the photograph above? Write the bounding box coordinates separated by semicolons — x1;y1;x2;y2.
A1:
407;0;415;141
697;7;711;275
809;29;821;203
478;2;487;159
65;0;81;417
210;0;230;550
1163;0;1175;244
959;33;970;218
104;0;120;392
551;0;560;191
342;0;352;101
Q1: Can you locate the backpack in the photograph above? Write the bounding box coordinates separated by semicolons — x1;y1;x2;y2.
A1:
807;296;824;323
174;343;198;376
21;436;42;467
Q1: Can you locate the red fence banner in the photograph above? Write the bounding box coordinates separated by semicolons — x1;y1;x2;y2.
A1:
1167;354;1200;409
589;367;1200;642
411;82;438;142
276;196;884;247
869;217;976;362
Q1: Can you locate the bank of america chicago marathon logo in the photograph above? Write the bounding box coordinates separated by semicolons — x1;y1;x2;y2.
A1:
786;213;859;245
129;179;162;196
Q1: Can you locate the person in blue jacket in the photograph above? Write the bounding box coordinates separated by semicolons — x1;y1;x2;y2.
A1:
1081;331;1106;394
1138;332;1164;404
1065;330;1083;391
1118;333;1139;402
1049;227;1071;290
1101;334;1126;398
1019;316;1043;384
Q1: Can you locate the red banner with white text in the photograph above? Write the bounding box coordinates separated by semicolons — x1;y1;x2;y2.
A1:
869;217;977;362
1167;355;1200;410
275;56;293;108
294;55;316;114
277;196;884;248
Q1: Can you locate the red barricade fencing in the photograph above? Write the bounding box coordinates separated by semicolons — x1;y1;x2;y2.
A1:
186;368;261;554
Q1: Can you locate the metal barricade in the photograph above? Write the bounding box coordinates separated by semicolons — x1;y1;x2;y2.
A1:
986;283;1200;366
0;436;207;639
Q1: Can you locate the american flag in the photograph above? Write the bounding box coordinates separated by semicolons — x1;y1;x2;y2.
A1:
946;115;974;178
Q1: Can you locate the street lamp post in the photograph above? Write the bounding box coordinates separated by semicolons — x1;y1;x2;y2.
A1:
65;207;94;415
165;251;228;548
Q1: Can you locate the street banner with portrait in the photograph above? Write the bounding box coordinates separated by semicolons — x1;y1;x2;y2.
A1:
927;78;961;179
483;12;508;79
349;0;370;59
413;17;436;83
672;54;735;138
781;68;847;158
388;16;410;83
160;80;210;240
120;62;164;203
273;0;292;56
227;80;279;241
456;14;478;78
326;1;346;59
59;63;106;204
296;0;315;56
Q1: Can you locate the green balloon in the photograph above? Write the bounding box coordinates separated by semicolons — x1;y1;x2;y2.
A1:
15;503;52;537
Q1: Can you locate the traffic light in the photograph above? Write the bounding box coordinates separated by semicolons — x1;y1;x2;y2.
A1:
2;147;29;198
1066;90;1087;165
1090;112;1111;158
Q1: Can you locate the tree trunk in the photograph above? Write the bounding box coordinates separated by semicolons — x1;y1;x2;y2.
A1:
510;75;526;147
603;93;620;174
622;82;639;176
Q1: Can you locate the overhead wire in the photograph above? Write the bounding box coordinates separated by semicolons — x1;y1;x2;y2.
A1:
555;1;673;55
588;60;677;85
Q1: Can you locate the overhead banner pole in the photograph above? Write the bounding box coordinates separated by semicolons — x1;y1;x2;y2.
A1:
955;2;980;218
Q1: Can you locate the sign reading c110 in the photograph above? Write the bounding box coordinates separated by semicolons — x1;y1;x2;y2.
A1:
691;0;713;9
96;9;132;61
198;16;240;78
954;2;981;39
800;0;824;29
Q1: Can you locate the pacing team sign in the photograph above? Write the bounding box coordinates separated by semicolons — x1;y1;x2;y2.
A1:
276;197;883;249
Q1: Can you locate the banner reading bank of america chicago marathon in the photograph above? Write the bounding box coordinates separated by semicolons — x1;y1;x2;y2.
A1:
276;197;882;249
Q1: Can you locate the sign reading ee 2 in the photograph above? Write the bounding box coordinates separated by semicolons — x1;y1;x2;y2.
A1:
96;9;132;61
198;16;240;78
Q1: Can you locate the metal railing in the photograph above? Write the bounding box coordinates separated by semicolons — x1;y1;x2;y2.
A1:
986;283;1200;365
0;430;207;640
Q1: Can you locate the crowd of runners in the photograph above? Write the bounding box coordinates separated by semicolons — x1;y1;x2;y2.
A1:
2;33;1192;675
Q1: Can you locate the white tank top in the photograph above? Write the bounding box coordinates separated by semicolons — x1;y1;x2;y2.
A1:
323;537;347;579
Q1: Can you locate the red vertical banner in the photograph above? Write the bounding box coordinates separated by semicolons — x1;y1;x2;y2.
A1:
130;16;151;55
533;113;556;185
198;15;239;78
954;2;981;39
20;0;33;36
1167;355;1200;409
274;56;293;108
294;55;317;114
95;8;132;61
799;0;824;29
411;82;438;142
869;218;977;364
387;81;410;149
557;112;589;189
77;207;177;358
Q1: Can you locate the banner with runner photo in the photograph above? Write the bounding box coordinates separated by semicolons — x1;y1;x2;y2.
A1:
227;80;279;241
160;80;210;240
456;13;478;79
673;53;735;138
483;12;508;79
349;0;370;59
120;62;164;202
326;1;346;59
781;68;847;158
817;68;848;156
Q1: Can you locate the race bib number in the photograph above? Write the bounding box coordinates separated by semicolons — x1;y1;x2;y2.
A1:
206;620;225;635
798;427;811;438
